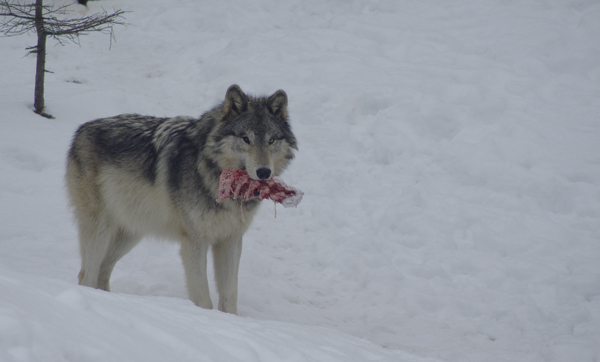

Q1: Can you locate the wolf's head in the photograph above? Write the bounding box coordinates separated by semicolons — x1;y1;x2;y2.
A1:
209;85;298;180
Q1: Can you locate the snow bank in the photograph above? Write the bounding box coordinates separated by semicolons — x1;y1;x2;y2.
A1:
0;266;425;362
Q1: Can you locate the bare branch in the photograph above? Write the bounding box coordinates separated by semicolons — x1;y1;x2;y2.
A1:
43;8;127;37
0;0;36;36
1;0;127;43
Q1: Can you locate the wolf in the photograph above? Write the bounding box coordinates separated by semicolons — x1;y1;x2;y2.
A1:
65;85;297;314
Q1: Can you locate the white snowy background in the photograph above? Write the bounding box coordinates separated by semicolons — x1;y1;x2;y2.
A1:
1;0;599;361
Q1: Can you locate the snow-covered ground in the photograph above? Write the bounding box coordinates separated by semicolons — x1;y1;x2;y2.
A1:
1;0;599;361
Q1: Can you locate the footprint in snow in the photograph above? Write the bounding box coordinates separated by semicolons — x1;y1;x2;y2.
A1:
1;147;48;172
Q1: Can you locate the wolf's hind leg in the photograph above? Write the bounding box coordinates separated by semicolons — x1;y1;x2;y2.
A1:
78;214;118;291
213;235;242;315
96;228;143;291
180;237;213;309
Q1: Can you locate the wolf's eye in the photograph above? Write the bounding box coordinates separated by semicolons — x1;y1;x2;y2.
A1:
268;137;275;145
242;136;250;144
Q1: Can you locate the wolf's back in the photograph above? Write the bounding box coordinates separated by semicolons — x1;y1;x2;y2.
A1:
67;114;206;182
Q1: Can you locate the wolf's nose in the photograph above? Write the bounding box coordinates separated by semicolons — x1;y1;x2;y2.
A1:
256;168;271;180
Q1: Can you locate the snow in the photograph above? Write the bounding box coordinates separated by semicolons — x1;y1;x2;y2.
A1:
1;0;599;361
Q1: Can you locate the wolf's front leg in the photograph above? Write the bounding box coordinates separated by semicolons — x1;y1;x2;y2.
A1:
212;235;243;314
180;238;213;309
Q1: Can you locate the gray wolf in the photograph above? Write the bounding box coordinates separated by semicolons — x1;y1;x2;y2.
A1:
65;85;297;314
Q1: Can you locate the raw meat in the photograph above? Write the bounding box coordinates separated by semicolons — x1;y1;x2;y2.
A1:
216;169;303;208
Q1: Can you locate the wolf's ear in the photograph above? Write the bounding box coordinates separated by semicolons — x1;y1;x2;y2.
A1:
267;90;288;121
223;84;248;116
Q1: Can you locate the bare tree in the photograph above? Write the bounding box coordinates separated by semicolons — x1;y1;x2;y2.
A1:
0;0;126;118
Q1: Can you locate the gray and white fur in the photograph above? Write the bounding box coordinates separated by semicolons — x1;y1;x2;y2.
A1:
65;85;297;314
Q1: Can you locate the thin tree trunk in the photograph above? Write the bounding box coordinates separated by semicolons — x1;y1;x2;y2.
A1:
33;0;51;118
34;31;47;115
